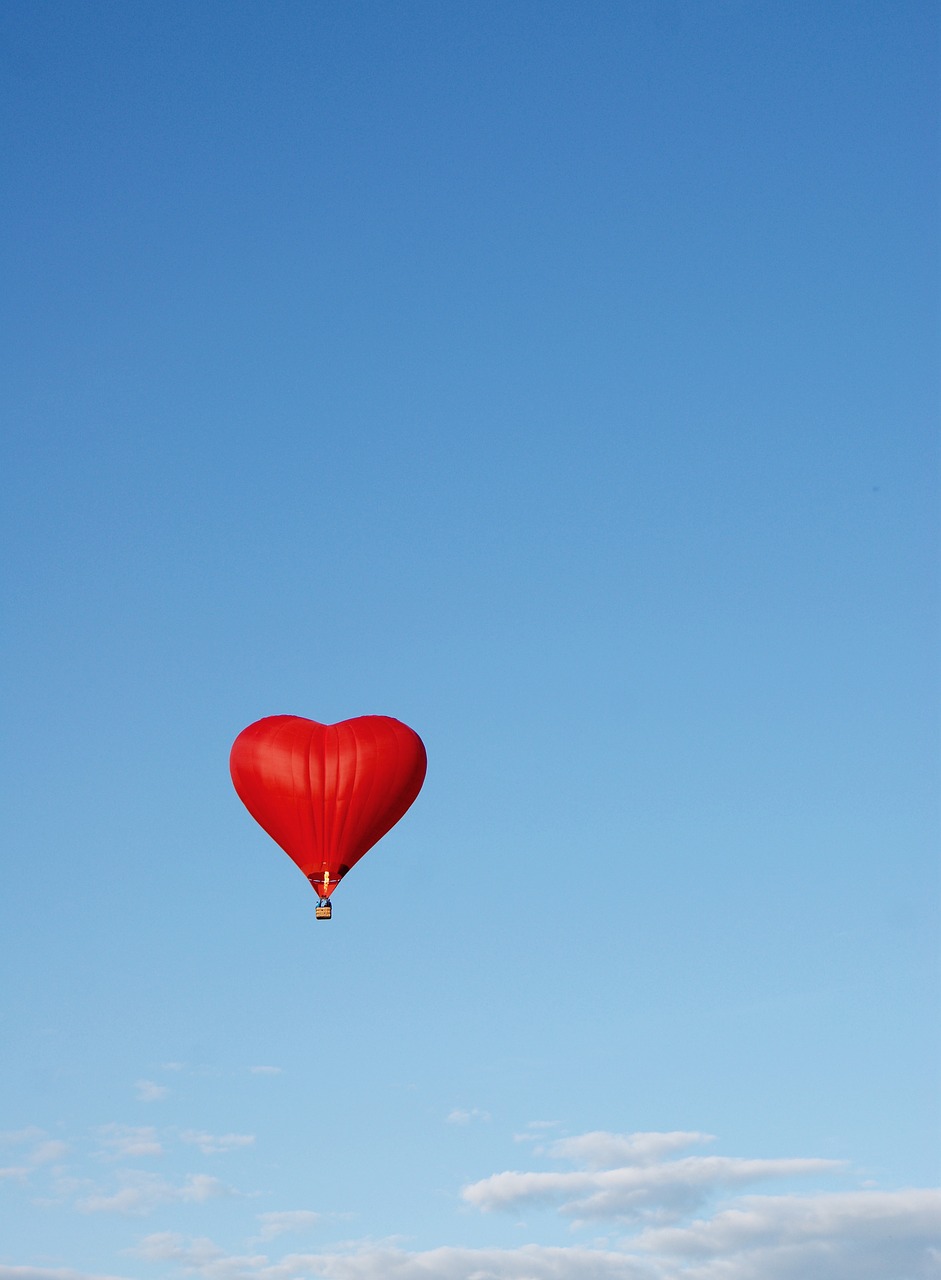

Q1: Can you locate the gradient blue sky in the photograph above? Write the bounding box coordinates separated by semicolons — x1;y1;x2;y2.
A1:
2;3;939;1277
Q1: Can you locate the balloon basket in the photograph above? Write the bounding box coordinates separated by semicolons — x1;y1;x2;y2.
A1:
315;903;333;920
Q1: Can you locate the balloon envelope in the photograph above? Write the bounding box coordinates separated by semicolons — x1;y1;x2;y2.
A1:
230;715;426;898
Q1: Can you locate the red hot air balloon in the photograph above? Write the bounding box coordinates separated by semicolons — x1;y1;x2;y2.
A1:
230;715;426;919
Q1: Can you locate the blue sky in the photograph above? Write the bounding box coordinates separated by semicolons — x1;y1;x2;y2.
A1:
1;2;938;1276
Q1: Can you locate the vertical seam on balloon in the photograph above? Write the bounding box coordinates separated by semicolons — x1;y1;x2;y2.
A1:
259;717;303;870
292;718;310;869
326;722;338;872
352;717;381;866
326;724;335;876
269;716;304;864
307;720;320;876
320;724;328;869
333;719;357;869
318;725;326;878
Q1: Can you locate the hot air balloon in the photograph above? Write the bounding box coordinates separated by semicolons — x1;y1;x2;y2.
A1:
230;715;426;919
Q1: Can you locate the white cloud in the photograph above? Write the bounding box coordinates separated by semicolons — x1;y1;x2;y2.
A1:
129;1238;655;1279
77;1172;227;1216
514;1121;563;1142
463;1157;843;1222
95;1125;163;1160
451;1131;937;1277
546;1131;713;1169
249;1066;283;1076
0;1131;67;1181
29;1140;69;1165
463;1130;844;1223
635;1187;941;1279
134;1080;169;1102
0;1269;131;1280
255;1210;322;1240
132;1234;268;1280
4;1127;937;1280
0;1127;45;1146
133;1232;212;1260
514;1126;565;1146
8;1180;941;1280
446;1108;491;1125
118;1201;941;1280
181;1131;255;1155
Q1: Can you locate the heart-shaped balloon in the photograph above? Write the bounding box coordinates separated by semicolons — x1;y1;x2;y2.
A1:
230;715;426;900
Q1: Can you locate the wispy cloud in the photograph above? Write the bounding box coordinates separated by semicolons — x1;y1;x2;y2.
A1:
517;1120;561;1135
545;1130;713;1169
463;1156;843;1223
4;1126;937;1280
0;1268;133;1280
131;1238;651;1279
446;1108;491;1125
463;1131;843;1223
132;1233;267;1276
134;1080;169;1102
29;1140;69;1165
0;1129;68;1177
180;1131;255;1155
95;1125;163;1160
76;1172;228;1216
255;1209;322;1240
0;1127;46;1146
108;1192;941;1280
636;1187;941;1278
248;1065;283;1076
